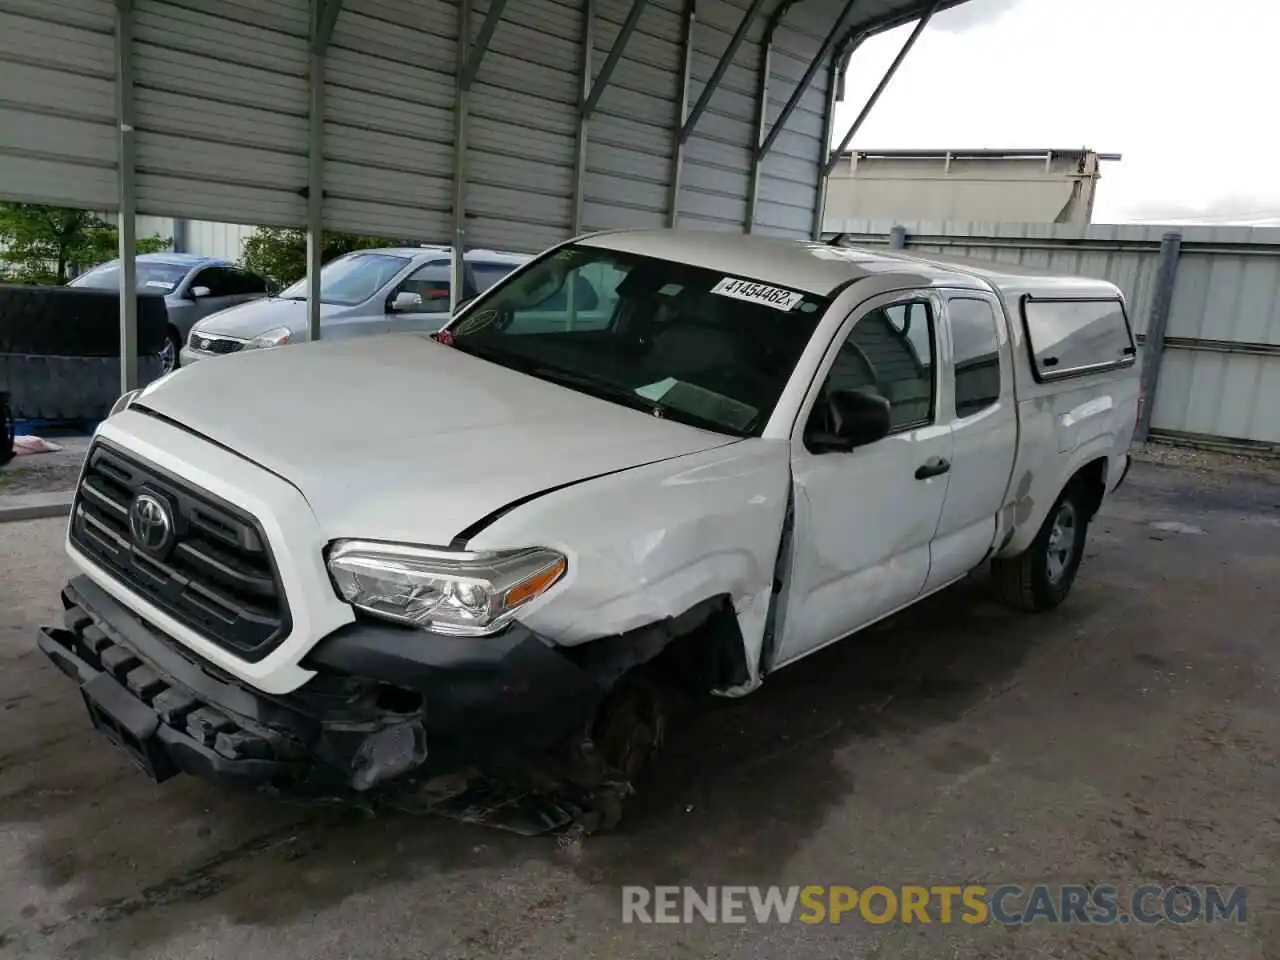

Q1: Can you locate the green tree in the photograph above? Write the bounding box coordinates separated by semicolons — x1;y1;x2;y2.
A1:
240;227;396;287
0;203;170;284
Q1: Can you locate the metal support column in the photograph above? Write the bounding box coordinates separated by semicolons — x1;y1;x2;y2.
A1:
305;0;341;342
1134;230;1183;444
824;3;936;176
809;36;845;240
451;0;505;312
114;0;137;392
889;224;906;249
305;48;324;342
570;0;595;235
573;0;646;234
743;23;772;232
450;0;471;314
666;0;696;228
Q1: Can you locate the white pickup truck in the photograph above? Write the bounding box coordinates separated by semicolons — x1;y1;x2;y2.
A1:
39;230;1139;830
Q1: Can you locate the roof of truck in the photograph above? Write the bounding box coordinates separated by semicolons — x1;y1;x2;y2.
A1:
578;229;1121;301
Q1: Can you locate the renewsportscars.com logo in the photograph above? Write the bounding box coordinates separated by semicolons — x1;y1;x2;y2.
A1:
621;885;1248;926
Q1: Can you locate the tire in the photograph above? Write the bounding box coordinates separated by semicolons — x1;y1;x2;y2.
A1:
990;482;1090;612
160;325;182;373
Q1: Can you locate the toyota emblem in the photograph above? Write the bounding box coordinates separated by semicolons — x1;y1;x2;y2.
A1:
200;338;211;350
129;492;174;555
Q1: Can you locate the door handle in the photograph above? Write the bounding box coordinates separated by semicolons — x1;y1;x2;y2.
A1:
915;456;951;480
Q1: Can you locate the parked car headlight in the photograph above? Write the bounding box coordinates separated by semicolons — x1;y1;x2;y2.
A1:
327;541;567;636
244;326;292;350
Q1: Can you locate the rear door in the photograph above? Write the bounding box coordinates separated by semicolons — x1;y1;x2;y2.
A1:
772;290;953;668
923;292;1017;592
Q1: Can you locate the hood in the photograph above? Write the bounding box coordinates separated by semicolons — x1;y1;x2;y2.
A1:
194;298;346;338
136;334;738;543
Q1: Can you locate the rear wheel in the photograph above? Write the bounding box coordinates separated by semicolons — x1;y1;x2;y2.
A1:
991;483;1090;612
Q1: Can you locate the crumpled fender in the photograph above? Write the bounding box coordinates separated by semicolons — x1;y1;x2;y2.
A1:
464;439;793;687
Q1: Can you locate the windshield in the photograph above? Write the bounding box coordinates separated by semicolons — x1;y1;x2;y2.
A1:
69;260;191;293
278;253;410;305
444;245;829;437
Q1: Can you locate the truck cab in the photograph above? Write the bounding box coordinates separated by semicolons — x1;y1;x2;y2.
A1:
38;230;1139;831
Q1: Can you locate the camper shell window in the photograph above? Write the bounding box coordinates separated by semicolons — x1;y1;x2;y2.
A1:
1020;296;1136;382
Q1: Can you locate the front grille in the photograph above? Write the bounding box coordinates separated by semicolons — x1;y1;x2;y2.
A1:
69;442;291;662
191;334;244;355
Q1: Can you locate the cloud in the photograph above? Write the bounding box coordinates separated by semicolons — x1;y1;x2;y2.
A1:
1118;195;1280;226
931;0;1020;32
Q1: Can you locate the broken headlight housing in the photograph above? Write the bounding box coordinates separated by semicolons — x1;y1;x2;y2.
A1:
327;541;567;636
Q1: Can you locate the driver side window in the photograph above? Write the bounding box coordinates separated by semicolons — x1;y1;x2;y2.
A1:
393;260;451;312
818;298;937;435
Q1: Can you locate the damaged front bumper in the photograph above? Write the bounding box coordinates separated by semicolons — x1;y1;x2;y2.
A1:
38;575;607;799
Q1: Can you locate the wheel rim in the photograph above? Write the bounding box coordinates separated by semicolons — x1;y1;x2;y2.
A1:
159;337;177;373
1045;500;1077;584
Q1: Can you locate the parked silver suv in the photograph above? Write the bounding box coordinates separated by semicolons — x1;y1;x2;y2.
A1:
181;246;529;363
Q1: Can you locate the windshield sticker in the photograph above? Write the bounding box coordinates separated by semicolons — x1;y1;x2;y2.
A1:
454;308;499;336
144;280;174;290
710;277;805;312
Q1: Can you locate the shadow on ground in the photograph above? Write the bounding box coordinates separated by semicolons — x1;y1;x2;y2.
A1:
8;571;1050;951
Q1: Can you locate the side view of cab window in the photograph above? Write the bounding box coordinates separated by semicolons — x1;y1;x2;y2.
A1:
816;299;937;436
393;260;452;313
948;297;1003;417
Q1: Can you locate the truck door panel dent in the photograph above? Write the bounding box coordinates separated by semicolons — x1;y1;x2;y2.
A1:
466;440;792;687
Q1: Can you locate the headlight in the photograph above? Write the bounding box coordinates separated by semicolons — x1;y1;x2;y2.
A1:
327;541;567;636
244;326;292;350
108;389;140;417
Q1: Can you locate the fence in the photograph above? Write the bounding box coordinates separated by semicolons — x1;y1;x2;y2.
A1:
822;219;1280;450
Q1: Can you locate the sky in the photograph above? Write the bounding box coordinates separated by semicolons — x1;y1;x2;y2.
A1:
834;0;1280;225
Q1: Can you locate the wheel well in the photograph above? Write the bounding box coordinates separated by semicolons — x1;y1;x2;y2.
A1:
561;595;750;695
1071;457;1108;519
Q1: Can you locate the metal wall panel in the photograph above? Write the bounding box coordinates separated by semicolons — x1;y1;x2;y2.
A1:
132;0;310;225
674;0;764;233
463;0;584;252
754;1;833;238
823;217;1280;446
0;0;118;209
580;0;685;233
3;0;958;256
322;0;456;240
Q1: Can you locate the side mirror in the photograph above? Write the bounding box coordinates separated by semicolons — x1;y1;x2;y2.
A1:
388;291;424;313
808;389;891;452
189;285;211;299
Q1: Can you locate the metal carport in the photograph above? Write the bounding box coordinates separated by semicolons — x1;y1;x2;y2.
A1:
0;0;966;391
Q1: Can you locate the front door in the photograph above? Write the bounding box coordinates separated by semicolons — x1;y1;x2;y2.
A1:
386;259;459;333
186;266;242;322
771;291;953;669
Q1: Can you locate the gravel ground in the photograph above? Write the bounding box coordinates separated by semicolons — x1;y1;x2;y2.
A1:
0;459;1276;959
0;438;90;497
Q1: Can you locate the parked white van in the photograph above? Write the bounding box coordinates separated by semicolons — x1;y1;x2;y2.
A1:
40;230;1139;832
